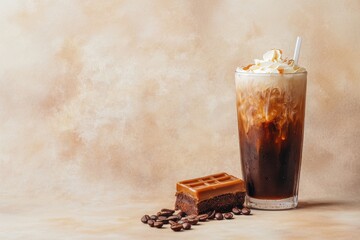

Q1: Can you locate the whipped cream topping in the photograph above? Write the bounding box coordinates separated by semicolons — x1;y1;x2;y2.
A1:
237;49;306;73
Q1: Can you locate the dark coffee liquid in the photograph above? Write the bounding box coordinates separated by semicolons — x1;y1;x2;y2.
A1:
238;118;304;199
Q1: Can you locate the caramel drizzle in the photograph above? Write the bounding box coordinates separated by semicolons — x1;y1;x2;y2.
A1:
242;64;254;70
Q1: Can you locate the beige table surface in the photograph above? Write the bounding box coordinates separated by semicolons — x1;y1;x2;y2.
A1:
1;196;359;240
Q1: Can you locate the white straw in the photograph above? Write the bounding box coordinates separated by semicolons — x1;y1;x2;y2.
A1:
293;36;302;65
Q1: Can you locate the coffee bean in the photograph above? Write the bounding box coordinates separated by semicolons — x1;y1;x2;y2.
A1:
147;219;155;227
150;215;158;220
161;208;175;214
187;214;197;219
207;210;216;220
169;220;177;226
241;207;251;215
156;220;169;225
154;221;163;228
157;216;169;224
179;218;188;224
177;211;186;218
170;224;183;232
197;214;208;222
157;216;167;221
182;222;191;230
157;211;173;217
224;212;234;219
187;218;198;225
141;215;150;223
167;215;179;222
215;213;224;220
232;207;241;215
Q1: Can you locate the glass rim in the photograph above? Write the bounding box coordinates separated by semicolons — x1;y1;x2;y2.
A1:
235;70;307;76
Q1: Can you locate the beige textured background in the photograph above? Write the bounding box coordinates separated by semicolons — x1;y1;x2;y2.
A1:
1;0;360;206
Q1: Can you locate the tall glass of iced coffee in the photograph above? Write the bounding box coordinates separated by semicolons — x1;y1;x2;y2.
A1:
235;49;307;210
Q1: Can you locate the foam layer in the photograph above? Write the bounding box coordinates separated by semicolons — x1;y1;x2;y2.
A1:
236;49;306;73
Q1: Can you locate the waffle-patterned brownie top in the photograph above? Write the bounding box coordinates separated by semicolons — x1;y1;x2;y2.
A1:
176;172;245;201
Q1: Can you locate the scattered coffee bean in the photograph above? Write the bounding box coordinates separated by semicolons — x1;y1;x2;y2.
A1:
169;220;178;226
142;206;253;231
197;214;208;222
183;222;191;230
207;210;216;220
215;213;224;220
157;211;173;217
154;221;163;228
156;220;169;225
232;207;241;215
171;223;183;232
150;215;158;220
187;214;197;219
157;216;167;221
179;218;188;224
161;208;175;214
141;215;150;223
157;216;169;224
147;219;155;227
241;207;251;215
187;218;198;225
177;211;186;218
224;212;234;219
167;215;179;222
